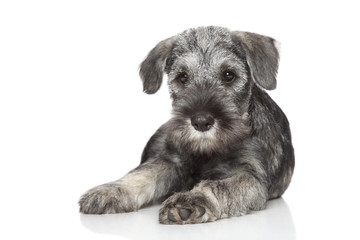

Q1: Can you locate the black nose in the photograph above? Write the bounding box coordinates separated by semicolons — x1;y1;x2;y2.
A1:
191;113;215;132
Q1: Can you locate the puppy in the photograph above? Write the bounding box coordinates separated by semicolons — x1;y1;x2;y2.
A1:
79;26;295;225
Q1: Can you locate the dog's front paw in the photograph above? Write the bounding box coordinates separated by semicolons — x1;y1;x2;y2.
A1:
159;191;219;224
79;183;136;214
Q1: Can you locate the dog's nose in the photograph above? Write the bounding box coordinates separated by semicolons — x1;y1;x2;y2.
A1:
191;113;215;132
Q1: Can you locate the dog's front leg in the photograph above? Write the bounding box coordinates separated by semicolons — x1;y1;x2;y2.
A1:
159;171;268;224
79;158;182;214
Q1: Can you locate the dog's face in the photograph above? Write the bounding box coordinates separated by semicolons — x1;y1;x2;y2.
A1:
140;26;280;154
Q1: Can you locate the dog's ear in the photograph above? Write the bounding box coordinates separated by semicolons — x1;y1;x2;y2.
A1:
139;37;176;94
232;31;280;90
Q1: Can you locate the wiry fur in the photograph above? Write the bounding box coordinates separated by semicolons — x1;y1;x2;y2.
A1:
79;26;295;225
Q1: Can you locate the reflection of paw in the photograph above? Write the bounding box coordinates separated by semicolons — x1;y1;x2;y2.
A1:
159;191;219;224
79;184;136;214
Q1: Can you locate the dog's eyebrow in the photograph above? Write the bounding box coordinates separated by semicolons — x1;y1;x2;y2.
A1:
220;62;237;71
220;59;244;68
176;65;191;74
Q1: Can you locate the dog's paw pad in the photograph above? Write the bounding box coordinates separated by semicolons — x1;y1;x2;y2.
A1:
167;206;204;222
159;192;217;224
161;206;202;224
178;207;192;220
167;208;178;222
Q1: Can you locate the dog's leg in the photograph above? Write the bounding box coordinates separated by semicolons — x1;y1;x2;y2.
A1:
79;158;183;214
159;171;268;224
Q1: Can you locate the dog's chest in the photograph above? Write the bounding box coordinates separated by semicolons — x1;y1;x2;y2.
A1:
187;154;236;182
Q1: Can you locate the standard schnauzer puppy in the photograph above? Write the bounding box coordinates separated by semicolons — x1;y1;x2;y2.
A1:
79;26;295;224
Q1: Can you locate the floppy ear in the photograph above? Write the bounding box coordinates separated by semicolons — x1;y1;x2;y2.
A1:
232;31;280;90
139;37;176;94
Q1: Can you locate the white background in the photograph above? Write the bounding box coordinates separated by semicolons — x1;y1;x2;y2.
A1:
1;0;359;239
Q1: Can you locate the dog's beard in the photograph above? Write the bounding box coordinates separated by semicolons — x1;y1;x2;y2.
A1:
168;114;250;155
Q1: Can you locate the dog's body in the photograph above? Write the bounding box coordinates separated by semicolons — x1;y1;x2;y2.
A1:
79;26;294;224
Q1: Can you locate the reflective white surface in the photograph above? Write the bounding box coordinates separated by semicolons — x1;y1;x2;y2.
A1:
80;198;295;240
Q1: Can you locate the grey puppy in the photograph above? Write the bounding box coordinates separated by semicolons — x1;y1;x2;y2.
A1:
79;26;295;225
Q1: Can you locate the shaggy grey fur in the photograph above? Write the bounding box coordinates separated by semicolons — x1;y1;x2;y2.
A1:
79;26;295;225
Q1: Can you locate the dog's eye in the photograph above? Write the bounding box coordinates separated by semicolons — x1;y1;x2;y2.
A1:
176;72;189;84
222;70;236;83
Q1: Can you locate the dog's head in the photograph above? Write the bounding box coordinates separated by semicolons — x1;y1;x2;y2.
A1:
139;26;280;154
